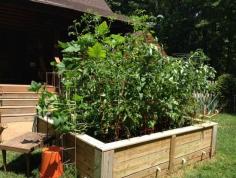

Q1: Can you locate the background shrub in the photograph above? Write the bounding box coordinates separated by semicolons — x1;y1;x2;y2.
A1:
216;74;236;112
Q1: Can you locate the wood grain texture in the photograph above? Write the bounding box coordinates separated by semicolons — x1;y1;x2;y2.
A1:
63;134;95;178
36;117;55;136
113;138;170;178
123;162;169;178
169;135;176;171
114;138;170;163
94;149;102;178
173;148;211;171
101;150;114;178
175;129;212;158
174;147;211;165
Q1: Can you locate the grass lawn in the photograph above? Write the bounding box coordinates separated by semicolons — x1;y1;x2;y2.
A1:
171;114;236;178
0;114;235;178
0;149;75;178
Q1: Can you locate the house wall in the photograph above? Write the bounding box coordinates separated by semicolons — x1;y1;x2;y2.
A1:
0;1;77;84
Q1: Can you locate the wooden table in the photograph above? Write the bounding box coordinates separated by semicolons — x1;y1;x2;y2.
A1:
0;132;51;177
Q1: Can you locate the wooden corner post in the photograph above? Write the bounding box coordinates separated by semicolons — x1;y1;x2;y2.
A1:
94;149;114;178
211;125;218;157
169;134;176;172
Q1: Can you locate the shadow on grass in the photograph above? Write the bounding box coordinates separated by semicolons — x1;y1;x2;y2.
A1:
0;152;41;177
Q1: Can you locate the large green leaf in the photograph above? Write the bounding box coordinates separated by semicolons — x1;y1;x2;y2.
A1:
104;34;126;47
111;34;126;44
28;81;42;92
62;43;80;53
58;41;69;49
79;33;95;46
87;42;106;59
56;62;66;75
95;21;109;36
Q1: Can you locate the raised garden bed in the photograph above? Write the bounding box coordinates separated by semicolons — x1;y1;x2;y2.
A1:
32;15;219;178
36;117;217;178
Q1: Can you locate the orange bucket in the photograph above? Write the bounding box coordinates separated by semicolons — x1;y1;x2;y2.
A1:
40;146;63;178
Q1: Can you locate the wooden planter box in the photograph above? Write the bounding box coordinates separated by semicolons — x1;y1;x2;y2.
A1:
36;117;218;178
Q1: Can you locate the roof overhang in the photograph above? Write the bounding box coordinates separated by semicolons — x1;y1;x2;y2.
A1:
29;0;128;21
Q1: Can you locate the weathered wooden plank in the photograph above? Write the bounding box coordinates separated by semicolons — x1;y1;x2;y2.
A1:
124;147;212;178
113;147;170;178
0;99;38;106
0;106;36;115
114;138;170;163
174;150;211;171
76;160;94;178
63;135;96;176
101;150;114;178
1;114;35;123
65;147;95;166
0;92;39;99
174;128;212;158
94;149;102;178
0;84;34;92
64;135;95;157
174;147;211;165
211;125;218;157
175;131;201;143
79;169;93;178
175;128;212;145
175;137;212;158
75;152;95;171
36;117;55;136
173;157;210;172
123;162;169;178
64;148;95;177
0;84;54;93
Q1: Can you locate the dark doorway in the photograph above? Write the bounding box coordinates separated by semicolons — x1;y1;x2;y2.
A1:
0;28;54;84
0;1;75;84
0;2;56;84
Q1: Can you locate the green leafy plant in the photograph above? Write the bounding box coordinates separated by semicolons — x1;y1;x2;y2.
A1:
29;81;57;118
40;14;216;142
29;81;87;134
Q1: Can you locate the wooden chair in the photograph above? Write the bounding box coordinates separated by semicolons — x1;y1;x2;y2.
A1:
0;116;52;177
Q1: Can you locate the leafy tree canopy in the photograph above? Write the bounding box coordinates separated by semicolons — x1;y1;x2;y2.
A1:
107;0;236;76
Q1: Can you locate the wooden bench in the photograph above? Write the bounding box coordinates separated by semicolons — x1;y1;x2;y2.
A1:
0;132;51;177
